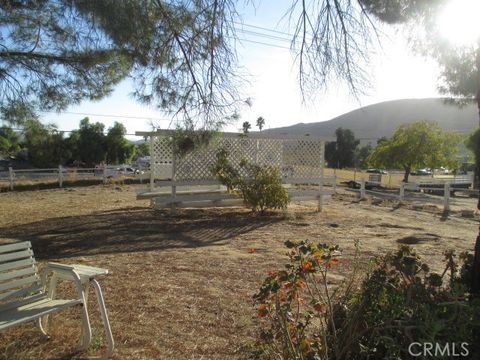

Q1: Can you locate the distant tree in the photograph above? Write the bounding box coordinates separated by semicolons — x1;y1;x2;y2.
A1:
325;128;359;168
355;144;373;169
242;121;251;134
256;117;265;131
105;122;135;165
325;142;337;168
0;127;21;156
23;120;70;167
367;121;460;182
135;142;150;157
69;118;106;167
377;136;389;145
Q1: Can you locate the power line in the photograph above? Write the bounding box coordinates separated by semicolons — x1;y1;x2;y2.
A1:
235;28;291;43
237;37;291;50
39;110;170;122
233;21;296;38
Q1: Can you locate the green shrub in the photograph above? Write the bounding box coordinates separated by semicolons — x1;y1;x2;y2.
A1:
212;149;289;213
253;241;480;359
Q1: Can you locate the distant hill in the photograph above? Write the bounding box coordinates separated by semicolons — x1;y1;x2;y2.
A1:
264;98;478;144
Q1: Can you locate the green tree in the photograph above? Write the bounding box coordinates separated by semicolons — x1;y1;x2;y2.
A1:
377;136;388;145
325;128;359;168
23;120;70;167
0;127;21;156
242;121;251;134
105;122;135;165
135;142;150;157
367;121;460;182
256;116;265;131
355;144;373;169
69;118;106;167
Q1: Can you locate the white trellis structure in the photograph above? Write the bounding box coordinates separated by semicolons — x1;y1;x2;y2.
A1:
135;130;335;211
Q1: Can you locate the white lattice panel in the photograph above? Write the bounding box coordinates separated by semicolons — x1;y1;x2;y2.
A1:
150;134;323;182
174;138;285;181
282;139;324;178
151;136;173;179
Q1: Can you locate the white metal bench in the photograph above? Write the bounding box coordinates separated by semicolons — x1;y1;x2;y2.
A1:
0;241;113;358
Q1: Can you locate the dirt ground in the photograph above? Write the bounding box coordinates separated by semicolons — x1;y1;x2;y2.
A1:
0;184;478;359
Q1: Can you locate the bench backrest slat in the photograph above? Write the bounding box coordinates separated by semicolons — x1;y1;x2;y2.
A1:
1;249;34;263
0;275;40;294
0;242;31;254
0;267;37;283
0;241;42;305
0;258;35;273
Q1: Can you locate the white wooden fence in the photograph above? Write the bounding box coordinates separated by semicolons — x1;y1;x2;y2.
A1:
0;165;147;190
351;175;475;212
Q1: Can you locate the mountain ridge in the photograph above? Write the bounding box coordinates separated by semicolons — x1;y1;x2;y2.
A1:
264;98;478;143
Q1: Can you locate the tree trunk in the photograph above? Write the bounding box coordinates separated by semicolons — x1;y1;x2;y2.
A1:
472;45;480;294
403;166;410;183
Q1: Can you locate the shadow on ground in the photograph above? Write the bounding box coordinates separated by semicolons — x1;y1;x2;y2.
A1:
0;207;283;259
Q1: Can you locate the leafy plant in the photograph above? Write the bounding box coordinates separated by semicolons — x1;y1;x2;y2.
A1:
212;149;289;213
346;246;480;359
172;128;220;157
253;240;361;359
253;241;480;359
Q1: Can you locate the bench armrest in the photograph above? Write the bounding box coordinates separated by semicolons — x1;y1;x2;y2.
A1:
42;262;85;300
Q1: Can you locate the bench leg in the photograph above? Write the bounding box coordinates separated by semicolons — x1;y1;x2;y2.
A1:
79;283;92;351
92;279;114;359
37;318;49;338
39;273;59;336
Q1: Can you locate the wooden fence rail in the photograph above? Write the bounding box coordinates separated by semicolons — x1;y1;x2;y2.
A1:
0;165;148;190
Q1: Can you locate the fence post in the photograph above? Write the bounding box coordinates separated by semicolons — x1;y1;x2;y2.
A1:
171;139;177;215
58;165;63;188
360;179;366;199
8;167;14;190
102;164;107;184
444;182;450;211
333;175;337;193
149;135;155;192
317;141;325;212
399;183;405;201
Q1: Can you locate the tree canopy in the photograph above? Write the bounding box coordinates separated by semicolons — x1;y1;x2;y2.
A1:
0;126;21;156
367;121;461;182
0;0;239;128
325;127;360;169
1;118;138;168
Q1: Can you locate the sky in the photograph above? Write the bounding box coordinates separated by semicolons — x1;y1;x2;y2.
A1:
41;0;445;139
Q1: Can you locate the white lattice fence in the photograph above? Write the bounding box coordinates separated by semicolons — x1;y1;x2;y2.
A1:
137;130;333;210
149;134;323;181
282;139;324;179
175;137;283;181
150;136;173;179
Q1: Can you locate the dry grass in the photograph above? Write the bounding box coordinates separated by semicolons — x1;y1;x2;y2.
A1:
0;184;478;359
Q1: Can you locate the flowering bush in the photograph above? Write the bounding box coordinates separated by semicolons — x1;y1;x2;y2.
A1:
253;241;480;359
253;240;358;359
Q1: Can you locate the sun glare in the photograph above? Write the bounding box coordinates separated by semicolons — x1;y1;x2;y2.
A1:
437;0;480;46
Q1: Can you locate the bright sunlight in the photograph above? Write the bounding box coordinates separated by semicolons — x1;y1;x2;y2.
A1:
437;0;480;46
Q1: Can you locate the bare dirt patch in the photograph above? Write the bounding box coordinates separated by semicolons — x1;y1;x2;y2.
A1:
0;185;478;359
